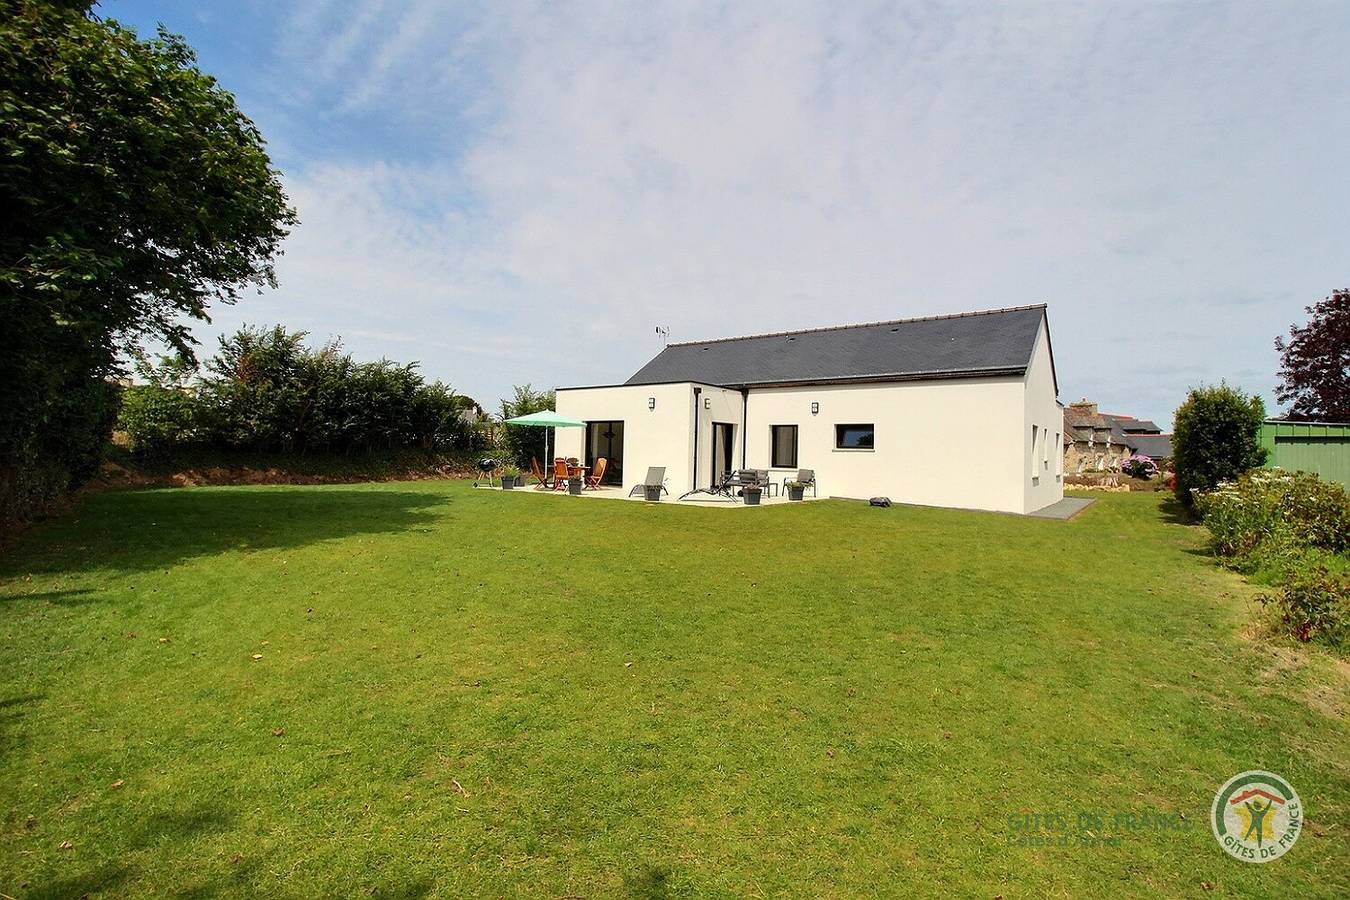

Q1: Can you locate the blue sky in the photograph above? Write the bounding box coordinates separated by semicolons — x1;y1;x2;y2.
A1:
103;1;1350;426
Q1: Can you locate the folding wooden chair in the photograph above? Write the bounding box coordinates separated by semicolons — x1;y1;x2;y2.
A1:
530;457;553;490
585;458;607;489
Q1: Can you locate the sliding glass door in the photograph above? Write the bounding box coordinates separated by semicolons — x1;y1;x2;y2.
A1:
584;420;624;485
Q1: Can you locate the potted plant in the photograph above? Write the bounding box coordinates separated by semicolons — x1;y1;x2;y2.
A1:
743;484;762;506
501;466;520;489
786;481;806;501
568;475;584;495
644;483;662;502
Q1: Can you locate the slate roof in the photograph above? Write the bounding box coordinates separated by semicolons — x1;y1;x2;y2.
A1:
1063;401;1172;458
1101;414;1161;434
1127;434;1174;458
625;305;1049;388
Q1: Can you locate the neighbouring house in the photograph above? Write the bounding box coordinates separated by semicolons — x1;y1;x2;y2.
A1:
1062;401;1172;473
553;304;1064;514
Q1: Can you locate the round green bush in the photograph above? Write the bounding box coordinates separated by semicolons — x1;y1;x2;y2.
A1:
1171;384;1267;506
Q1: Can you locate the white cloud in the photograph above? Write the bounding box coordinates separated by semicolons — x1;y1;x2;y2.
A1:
210;0;1350;424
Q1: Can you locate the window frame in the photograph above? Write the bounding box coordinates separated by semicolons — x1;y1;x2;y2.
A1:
833;423;875;451
1031;424;1040;479
770;424;798;469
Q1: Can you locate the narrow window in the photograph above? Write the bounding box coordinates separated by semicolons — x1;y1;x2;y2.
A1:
770;425;798;468
1053;432;1061;475
1031;425;1039;477
835;424;875;449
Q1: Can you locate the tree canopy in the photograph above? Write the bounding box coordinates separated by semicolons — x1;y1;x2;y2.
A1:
1;1;295;520
1275;289;1350;422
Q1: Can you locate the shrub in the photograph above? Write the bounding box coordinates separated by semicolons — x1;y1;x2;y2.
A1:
498;384;556;466
117;354;203;456
1121;455;1159;479
1171;383;1267;506
1259;565;1350;647
1199;469;1350;648
117;327;472;458
1197;469;1350;557
119;384;202;456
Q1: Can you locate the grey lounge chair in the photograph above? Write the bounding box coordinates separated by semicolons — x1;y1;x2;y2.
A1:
628;466;669;497
783;468;816;497
722;469;757;491
753;469;778;497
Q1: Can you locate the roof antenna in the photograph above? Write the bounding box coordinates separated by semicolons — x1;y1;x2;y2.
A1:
655;325;669;347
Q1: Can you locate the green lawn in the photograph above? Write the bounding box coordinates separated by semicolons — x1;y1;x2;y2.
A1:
1;484;1346;897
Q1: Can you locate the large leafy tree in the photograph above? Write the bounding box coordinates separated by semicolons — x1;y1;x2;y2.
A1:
0;1;296;520
1275;289;1350;422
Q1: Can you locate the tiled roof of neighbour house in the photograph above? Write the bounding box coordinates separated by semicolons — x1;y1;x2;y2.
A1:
1127;434;1173;457
624;305;1052;389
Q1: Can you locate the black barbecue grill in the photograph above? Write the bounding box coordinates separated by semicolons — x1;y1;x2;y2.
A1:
475;457;499;487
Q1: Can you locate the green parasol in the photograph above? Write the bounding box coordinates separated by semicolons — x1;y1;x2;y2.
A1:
504;410;585;469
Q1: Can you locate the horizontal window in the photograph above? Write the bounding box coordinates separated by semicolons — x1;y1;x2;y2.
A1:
771;425;798;469
835;423;874;450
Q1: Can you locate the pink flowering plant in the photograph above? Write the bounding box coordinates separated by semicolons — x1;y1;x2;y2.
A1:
1120;455;1159;479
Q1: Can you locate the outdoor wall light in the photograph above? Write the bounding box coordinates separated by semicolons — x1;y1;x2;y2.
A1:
704;397;711;409
811;402;819;415
648;397;656;410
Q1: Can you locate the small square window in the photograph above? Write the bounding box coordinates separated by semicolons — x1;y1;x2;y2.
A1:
835;424;874;449
770;425;798;468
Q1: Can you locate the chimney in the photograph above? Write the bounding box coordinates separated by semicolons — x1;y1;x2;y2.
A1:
1069;399;1098;415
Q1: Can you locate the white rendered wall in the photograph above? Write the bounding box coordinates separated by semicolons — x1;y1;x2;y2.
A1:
1022;319;1065;513
742;377;1027;512
691;384;746;490
556;323;1064;514
555;383;695;495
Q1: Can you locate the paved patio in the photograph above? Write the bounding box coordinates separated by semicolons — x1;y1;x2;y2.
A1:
1026;496;1095;520
497;483;821;508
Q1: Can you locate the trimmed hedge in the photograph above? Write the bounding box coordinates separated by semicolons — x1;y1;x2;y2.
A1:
119;326;471;457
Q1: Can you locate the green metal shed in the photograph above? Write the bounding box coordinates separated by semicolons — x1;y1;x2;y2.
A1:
1259;419;1350;486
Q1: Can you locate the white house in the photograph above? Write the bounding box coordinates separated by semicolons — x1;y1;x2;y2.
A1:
554;304;1064;514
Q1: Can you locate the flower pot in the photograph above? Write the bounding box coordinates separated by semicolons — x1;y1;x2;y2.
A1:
743;488;762;506
568;479;583;495
788;485;804;501
644;484;662;502
501;476;515;489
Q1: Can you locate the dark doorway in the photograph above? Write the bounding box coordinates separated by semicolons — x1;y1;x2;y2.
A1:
711;422;734;486
584;420;624;485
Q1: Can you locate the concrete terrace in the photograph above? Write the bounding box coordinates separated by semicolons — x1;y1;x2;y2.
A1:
489;484;824;507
